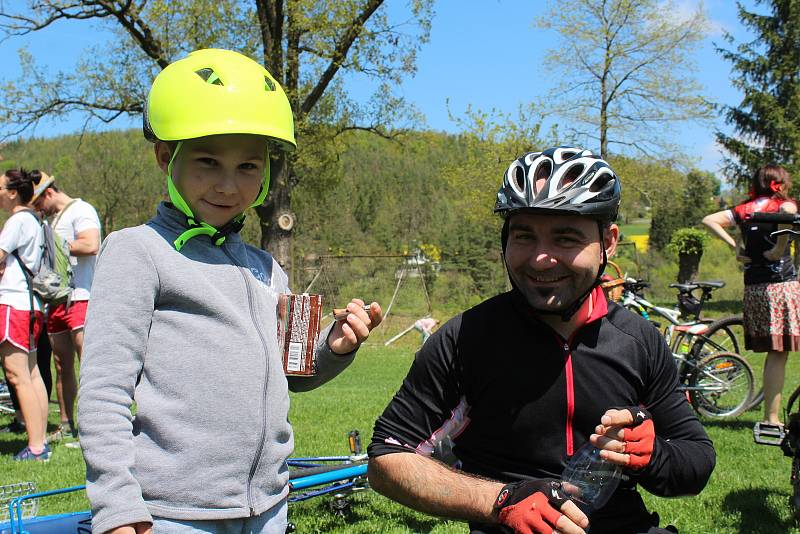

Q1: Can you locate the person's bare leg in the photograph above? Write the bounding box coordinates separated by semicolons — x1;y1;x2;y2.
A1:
1;343;45;450
51;332;77;426
28;358;48;442
763;350;789;424
71;328;84;361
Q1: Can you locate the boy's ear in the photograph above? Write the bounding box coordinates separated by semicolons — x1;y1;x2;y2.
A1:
154;142;173;174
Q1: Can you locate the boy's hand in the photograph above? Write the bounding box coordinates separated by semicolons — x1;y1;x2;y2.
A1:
328;299;382;354
109;523;152;534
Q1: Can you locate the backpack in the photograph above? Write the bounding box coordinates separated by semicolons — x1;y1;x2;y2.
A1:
13;203;76;305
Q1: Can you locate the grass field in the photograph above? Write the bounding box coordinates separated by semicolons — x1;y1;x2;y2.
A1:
619;222;651;237
3;343;800;533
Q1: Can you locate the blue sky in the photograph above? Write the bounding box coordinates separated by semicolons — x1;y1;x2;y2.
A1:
0;0;761;175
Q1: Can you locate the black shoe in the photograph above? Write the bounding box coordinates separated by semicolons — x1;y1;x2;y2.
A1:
0;420;26;434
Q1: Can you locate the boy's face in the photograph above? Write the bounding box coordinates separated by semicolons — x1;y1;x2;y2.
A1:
155;134;268;227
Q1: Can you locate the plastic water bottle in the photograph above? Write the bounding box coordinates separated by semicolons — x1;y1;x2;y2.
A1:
560;443;622;513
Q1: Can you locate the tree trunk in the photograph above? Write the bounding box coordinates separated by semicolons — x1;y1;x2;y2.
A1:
257;151;294;279
677;252;702;283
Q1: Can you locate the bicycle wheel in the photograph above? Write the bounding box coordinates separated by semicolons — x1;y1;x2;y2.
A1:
688;352;754;418
690;316;764;410
669;319;714;355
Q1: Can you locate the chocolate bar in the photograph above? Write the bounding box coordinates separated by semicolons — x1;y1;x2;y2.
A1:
277;294;323;376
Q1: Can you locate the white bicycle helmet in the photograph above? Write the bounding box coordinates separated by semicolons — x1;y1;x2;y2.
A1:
495;146;620;223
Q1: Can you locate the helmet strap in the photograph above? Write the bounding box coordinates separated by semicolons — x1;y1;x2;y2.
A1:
553;221;607;321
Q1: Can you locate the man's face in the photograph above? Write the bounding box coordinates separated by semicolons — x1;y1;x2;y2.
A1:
33;189;56;216
504;212;618;314
156;134;268;228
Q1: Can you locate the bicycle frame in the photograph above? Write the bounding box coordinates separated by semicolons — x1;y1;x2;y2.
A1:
0;458;369;534
621;289;691;349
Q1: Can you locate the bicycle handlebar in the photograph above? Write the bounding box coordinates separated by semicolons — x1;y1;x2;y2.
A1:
750;212;800;224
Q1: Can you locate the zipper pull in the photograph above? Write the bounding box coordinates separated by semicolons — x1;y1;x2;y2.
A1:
563;343;569;352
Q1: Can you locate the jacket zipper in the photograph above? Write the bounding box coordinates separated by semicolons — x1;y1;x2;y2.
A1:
223;245;271;516
561;338;575;457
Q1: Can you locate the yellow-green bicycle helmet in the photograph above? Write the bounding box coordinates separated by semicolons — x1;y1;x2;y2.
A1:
143;48;296;250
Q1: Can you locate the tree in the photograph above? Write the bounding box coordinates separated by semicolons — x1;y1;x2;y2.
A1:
0;0;433;275
535;0;712;158
716;0;800;188
649;169;718;251
1;130;163;234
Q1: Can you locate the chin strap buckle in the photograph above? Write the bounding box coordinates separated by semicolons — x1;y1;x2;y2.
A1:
173;215;246;251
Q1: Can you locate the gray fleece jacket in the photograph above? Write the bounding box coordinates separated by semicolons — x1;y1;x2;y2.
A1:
78;203;355;533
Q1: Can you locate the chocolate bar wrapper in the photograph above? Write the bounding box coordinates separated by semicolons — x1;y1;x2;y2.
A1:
277;294;323;376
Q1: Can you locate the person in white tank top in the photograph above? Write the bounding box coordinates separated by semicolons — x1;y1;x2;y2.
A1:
32;173;101;440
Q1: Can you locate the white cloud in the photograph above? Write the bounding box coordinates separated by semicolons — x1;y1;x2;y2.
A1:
661;0;728;37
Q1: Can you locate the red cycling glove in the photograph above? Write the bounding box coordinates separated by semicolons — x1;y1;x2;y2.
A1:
622;407;655;469
495;478;570;534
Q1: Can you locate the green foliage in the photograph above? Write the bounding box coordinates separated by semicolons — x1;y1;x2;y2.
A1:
535;0;711;157
649;168;719;251
716;0;800;187
668;227;709;256
2;130;162;235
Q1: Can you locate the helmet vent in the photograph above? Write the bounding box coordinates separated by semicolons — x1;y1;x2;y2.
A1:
264;76;276;91
512;165;526;192
590;172;614;192
560;164;584;189
195;68;224;86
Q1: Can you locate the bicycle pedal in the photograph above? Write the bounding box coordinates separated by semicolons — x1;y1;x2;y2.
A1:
754;422;786;446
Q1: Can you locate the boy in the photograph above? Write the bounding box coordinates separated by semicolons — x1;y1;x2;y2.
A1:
78;48;381;534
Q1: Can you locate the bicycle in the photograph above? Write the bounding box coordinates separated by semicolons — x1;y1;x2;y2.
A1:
0;381;14;415
620;279;733;356
0;431;370;534
621;281;755;417
622;279;763;411
675;350;754;418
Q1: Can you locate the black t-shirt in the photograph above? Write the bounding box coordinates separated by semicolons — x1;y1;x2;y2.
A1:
369;287;715;534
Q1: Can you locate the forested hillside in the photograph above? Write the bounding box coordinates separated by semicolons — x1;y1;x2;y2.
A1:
1;128;733;305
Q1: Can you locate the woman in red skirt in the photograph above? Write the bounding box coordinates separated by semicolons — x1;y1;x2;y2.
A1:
703;165;799;428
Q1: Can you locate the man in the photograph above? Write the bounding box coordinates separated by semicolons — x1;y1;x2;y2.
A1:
32;173;101;440
367;147;715;534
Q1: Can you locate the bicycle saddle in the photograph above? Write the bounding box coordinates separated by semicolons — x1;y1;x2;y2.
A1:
695;280;725;289
669;281;725;291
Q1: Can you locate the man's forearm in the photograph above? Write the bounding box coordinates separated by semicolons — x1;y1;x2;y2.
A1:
368;453;502;524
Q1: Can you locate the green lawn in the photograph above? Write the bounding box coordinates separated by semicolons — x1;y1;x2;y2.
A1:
619;222;651;237
2;344;800;533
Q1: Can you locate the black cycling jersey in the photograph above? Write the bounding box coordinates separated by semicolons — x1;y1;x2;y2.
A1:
368;287;715;534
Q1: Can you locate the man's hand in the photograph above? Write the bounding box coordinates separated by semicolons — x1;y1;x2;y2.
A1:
109;523;152;534
495;478;588;534
590;408;655;470
328;299;382;355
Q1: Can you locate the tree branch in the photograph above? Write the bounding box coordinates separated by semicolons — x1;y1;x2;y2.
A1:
300;0;384;115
